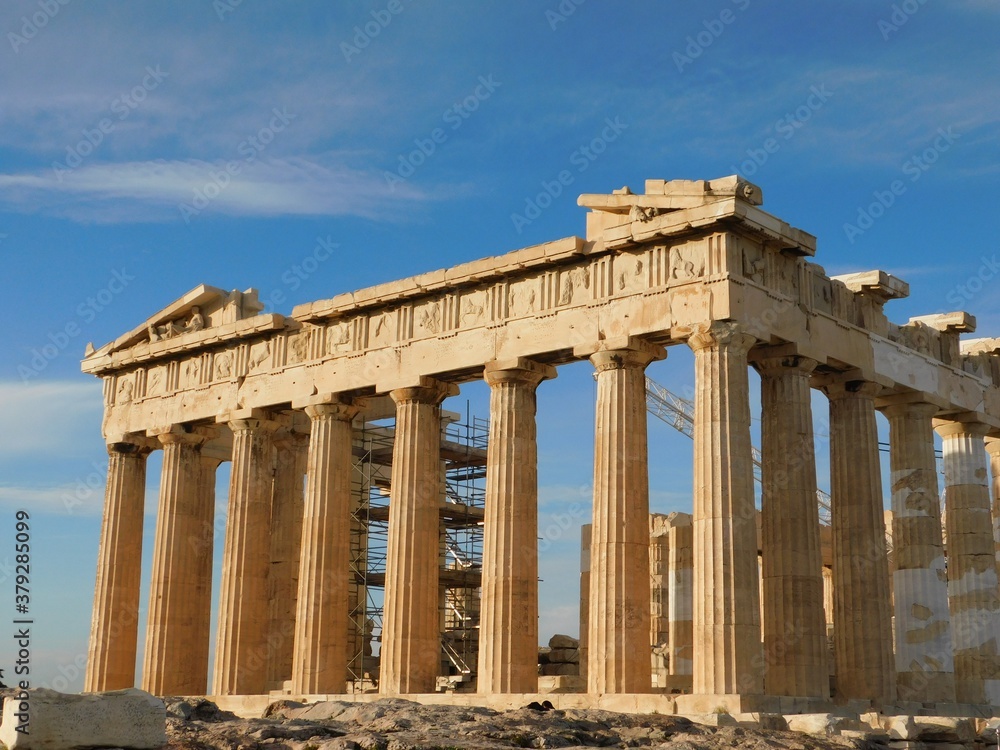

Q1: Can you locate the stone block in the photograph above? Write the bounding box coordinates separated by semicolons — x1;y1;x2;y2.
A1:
548;634;579;649
0;688;166;750
913;716;975;742
547;648;580;664
882;715;918;739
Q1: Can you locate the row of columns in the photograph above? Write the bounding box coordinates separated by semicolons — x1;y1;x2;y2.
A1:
86;320;1000;705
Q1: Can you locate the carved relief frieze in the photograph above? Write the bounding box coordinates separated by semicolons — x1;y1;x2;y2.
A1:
147;305;206;343
557;266;590;306
146;364;168;396
741;241;765;285
214;350;234;380
326;321;354;355
180;356;204;389
669;244;705;282
246;341;272;373
615;252;645;295
368;310;397;348
115;372;135;404
507;277;538;318
414;299;443;337
811;272;833;315
459;289;488;327
286;331;310;365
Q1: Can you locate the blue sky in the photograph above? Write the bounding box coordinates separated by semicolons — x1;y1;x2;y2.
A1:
1;0;998;692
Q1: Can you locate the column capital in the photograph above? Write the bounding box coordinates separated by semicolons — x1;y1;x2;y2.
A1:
686;321;756;355
483;357;557;388
985;437;1000;456
577;337;666;372
292;391;366;412
106;434;158;455
389;376;458;406
819;377;882;400
750;353;818;377
217;408;282;433
304;401;362;422
933;417;991;439
152;425;216;448
878;397;939;420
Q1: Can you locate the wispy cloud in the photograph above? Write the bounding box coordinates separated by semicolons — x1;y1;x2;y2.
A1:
0;156;433;223
0;381;102;455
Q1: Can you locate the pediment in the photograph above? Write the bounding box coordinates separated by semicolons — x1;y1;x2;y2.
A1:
86;285;265;359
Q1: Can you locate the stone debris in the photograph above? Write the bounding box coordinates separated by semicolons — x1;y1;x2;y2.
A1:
0;687;166;750
162;698;886;750
539;635;581;677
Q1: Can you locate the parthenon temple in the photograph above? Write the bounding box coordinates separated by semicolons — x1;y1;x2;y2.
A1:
83;176;1000;715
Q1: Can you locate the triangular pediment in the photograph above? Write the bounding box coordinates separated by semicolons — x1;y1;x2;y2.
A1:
86;285;265;359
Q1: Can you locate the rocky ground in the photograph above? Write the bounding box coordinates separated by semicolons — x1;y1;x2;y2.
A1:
163;698;878;750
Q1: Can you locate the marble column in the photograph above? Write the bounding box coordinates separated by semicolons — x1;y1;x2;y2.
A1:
380;378;457;695
936;419;1000;705
586;339;664;694
142;427;214;695
477;358;555;694
213;411;279;695
824;380;895;704
650;516;670;649
290;399;360;694
986;438;1000;562
268;430;308;689
688;322;762;696
755;355;828;698
882;401;954;703
85;439;153;692
667;512;694;677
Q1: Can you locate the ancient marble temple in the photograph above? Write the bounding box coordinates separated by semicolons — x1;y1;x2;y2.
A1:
83;177;1000;712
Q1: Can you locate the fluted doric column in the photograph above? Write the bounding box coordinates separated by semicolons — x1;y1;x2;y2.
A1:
268;429;308;689
936;419;1000;705
754;354;828;698
380;378;458;694
213;410;279;695
881;400;954;703
478;358;555;694
688;322;761;696
290;398;360;694
824;380;895;705
85;438;154;692
586;338;665;694
667;512;694;677
142;426;216;695
986;438;1000;568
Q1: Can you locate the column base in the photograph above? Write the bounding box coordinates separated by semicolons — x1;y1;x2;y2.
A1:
673;693;842;716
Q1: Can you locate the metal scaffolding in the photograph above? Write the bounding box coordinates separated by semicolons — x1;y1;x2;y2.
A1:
347;404;488;691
